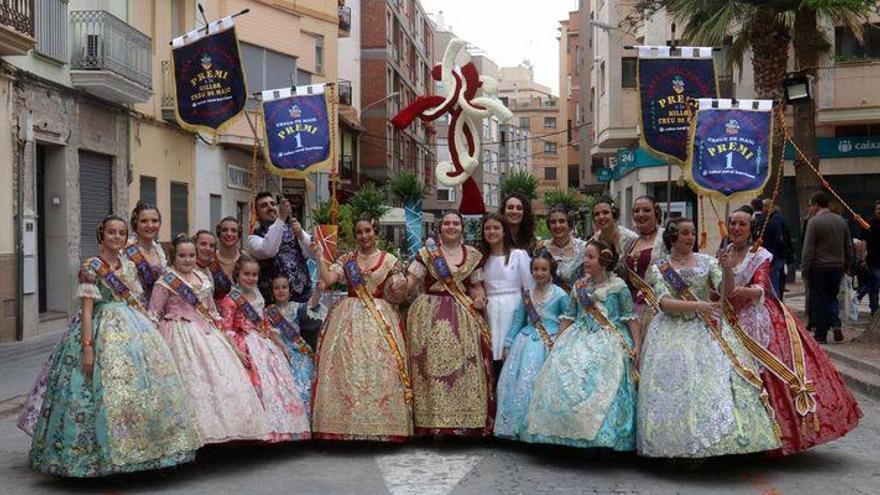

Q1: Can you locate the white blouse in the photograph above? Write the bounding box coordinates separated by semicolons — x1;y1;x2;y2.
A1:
482;249;535;297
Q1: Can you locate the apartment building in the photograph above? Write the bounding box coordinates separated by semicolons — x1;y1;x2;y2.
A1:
559;9;591;194
360;0;434;186
498;65;563;215
588;1;880;253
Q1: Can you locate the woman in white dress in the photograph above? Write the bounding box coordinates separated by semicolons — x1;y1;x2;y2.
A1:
478;212;534;379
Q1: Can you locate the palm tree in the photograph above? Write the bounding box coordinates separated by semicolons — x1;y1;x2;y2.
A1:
634;0;871;216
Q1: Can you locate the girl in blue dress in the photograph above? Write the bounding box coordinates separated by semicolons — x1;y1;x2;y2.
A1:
29;215;200;477
265;273;327;419
494;250;568;440
525;239;640;451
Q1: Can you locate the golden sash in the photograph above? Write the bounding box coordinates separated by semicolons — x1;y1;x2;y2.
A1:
341;253;413;403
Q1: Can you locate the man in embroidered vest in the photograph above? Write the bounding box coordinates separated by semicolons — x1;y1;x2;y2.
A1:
247;191;313;303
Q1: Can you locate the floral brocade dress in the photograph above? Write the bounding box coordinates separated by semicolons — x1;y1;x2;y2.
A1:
543;238;587;294
406;245;494;436
29;257;199;477
494;284;567;440
525;276;638;450
731;248;861;455
311;252;412;441
266;300;327;421
219;287;310;441
149;269;270;444
637;253;781;458
124;240;167;305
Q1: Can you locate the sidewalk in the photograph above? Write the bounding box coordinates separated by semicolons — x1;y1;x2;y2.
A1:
0;329;64;416
784;277;880;399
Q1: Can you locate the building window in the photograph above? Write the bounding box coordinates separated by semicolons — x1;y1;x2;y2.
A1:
210;194;222;228
314;35;324;74
544;117;557;128
241;42;297;109
568;164;580;189
170;182;189;237
835;23;880;60
519;117;530;128
544;167;557;180
544;142;557;155
35;0;68;63
622;57;637;88
171;0;185;38
139;176;157;206
437;187;455;202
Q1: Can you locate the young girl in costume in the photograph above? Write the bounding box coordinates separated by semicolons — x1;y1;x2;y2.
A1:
149;235;270;444
479;212;534;379
126;202;167;303
405;211;494;437
494;250;567;440
310;212;412;441
525;240;639;450
194;229;234;302
721;207;861;456
218;254;310;442
214;216;244;302
637;217;781;458
265;273;326;421
29;215;199;477
591;196;638;274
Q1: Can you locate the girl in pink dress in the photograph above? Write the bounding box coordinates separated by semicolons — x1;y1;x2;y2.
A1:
218;254;311;441
149;236;270;444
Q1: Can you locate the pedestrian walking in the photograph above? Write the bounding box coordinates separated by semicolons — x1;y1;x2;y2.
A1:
760;199;792;299
801;192;854;343
858;200;880;315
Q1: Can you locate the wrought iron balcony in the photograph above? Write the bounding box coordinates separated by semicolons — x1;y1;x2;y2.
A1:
338;5;351;37
69;10;152;104
337;79;352;106
0;0;35;55
160;60;176;121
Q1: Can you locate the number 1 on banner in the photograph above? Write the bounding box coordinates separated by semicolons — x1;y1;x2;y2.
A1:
725;152;733;170
293;132;303;148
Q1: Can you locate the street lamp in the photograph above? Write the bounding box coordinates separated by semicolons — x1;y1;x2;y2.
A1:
363;91;400;111
783;72;812;104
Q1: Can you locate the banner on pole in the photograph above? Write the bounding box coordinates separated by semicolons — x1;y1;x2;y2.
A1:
685;99;775;201
171;16;248;134
637;46;718;165
261;84;334;178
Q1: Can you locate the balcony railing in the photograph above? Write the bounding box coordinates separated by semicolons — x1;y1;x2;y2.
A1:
70;10;152;89
1;0;34;36
337;78;352;106
338;5;351;34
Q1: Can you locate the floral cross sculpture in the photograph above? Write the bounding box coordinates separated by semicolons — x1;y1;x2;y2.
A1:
392;39;513;214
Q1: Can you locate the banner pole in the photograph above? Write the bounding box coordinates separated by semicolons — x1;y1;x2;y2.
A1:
168;8;251;45
328;83;340;227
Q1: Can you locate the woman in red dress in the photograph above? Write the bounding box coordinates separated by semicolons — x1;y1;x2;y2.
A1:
720;206;862;455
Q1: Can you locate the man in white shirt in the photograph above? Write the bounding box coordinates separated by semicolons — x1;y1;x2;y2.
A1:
247;191;313;303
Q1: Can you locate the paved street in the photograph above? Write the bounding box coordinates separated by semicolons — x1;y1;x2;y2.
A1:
1;332;878;495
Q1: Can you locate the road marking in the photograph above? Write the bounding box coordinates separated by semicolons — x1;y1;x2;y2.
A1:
376;448;481;495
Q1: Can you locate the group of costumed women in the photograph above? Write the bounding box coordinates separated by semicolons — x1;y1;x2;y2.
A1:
18;193;862;478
